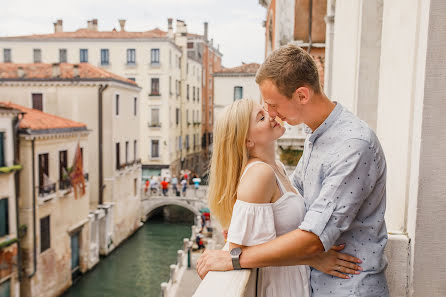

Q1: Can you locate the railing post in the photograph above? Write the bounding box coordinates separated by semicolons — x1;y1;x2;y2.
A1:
177;250;184;268
160;282;168;297
170;264;177;283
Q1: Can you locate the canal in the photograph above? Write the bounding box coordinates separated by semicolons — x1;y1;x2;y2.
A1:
62;217;192;297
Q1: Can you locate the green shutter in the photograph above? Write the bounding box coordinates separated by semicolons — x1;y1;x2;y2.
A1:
0;132;5;167
0;198;9;237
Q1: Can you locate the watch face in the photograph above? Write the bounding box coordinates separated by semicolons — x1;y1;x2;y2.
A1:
230;247;241;257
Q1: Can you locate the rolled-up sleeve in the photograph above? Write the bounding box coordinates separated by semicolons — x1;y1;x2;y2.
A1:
299;138;379;251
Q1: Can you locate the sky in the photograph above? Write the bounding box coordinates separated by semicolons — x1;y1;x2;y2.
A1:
0;0;266;67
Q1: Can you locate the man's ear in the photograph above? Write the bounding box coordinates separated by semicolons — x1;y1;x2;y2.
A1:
294;86;311;104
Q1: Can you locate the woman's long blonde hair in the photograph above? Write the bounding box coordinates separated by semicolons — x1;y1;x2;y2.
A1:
208;98;254;229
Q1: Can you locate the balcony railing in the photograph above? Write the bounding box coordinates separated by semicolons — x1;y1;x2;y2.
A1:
38;183;56;197
193;269;251;297
59;179;71;190
148;123;162;128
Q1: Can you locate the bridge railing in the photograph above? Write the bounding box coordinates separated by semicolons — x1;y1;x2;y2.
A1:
141;185;208;201
192;269;251;297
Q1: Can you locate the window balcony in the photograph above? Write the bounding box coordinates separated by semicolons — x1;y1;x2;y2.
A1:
148;123;162;128
149;92;161;97
38;183;56;197
59;179;71;190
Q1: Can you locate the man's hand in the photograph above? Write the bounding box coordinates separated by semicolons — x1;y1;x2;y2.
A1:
306;245;363;279
196;249;233;279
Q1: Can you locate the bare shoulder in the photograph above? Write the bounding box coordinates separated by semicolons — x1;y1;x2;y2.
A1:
237;162;276;204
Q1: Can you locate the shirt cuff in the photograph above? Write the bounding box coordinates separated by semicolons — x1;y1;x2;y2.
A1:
299;201;339;251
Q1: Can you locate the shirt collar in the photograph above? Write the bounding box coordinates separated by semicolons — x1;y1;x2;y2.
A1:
307;102;343;143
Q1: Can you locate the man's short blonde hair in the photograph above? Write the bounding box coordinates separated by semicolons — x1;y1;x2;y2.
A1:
255;44;322;98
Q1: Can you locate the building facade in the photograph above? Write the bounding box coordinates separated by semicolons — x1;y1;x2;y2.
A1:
0;105;21;297
0;63;142;258
0;102;91;297
213;63;261;121
186;23;223;175
0;18;204;177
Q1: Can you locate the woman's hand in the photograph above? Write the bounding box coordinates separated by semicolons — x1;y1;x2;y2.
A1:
306;244;363;279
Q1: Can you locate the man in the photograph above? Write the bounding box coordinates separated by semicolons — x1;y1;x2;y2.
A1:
197;45;389;296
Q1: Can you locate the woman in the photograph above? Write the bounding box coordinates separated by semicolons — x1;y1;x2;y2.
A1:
208;99;359;297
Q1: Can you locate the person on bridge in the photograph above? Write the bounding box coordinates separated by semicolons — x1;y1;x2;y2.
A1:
181;177;188;197
171;175;179;196
160;178;169;196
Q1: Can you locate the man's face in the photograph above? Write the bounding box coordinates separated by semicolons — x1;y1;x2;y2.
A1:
259;79;302;126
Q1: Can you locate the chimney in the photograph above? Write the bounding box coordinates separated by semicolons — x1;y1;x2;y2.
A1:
204;22;208;41
167;18;173;39
87;20;93;30
73;64;79;78
52;63;60;78
53;19;63;33
210;38;214;47
119;19;126;32
92;19;98;31
176;19;186;35
17;66;25;78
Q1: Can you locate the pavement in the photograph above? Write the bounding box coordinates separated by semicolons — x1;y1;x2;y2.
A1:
174;252;203;297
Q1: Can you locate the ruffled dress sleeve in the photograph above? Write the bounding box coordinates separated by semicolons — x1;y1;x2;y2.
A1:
227;200;276;246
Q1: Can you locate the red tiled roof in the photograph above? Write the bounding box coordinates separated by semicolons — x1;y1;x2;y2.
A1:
0;102;87;132
1;28;167;40
216;63;260;74
0;63;137;86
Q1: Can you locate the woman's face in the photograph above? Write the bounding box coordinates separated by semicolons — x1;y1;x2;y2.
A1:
247;103;285;148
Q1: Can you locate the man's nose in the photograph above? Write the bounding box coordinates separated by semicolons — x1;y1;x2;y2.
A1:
267;109;277;118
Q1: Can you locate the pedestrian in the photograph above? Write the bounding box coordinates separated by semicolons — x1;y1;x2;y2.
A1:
193;176;201;194
171;175;179;196
160;178;169;196
196;234;205;250
144;179;149;194
181;177;187;197
149;176;158;195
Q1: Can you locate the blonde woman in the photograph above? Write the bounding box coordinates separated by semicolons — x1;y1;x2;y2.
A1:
207;98;360;297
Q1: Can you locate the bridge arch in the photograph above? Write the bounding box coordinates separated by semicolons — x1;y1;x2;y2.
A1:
143;200;202;221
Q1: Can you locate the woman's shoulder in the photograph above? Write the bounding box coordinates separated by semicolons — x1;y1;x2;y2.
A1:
237;161;276;204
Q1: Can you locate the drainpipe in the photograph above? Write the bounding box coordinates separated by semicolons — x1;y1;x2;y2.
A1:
308;0;313;54
28;137;36;278
12;112;24;281
98;84;108;205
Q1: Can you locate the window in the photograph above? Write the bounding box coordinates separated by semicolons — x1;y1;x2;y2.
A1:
151;48;160;64
151;140;159;158
134;97;137;116
187;63;189;74
187;84;190;100
234;86;243;100
197;88;200;102
127;49;136;64
151;108;160;126
151;78;160;95
38;153;50;196
134;178;137;196
186;135;190;150
134;140;137;161
0;132;5;167
101;49;109;65
33;49;42;63
116;143;120;170
115;94;119;116
193;87;196;101
175;80;179;96
176;108;179;125
3;49;11;63
59;49;67;63
0;198;9;237
59;150;69;190
125;141;129;164
186;110;189;123
187;42;194;49
179;136;182;150
0;279;10;296
80;148;84;167
80;49;88;63
32;93;43;111
40;216;50;253
169;76;172;95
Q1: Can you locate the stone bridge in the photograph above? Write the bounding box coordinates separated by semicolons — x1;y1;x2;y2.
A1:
141;187;209;223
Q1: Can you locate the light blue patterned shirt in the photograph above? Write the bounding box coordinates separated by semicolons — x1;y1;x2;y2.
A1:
292;103;389;297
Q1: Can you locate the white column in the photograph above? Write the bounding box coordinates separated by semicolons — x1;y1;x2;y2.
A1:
330;0;383;131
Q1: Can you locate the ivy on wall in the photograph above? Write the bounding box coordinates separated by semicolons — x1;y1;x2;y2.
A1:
279;148;303;166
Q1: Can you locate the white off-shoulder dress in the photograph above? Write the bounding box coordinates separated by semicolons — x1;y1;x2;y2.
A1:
227;161;310;297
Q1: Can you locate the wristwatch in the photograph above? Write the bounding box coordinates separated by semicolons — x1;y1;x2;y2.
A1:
230;247;242;270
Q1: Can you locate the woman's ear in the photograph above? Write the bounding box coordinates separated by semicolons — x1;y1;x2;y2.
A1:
246;139;254;149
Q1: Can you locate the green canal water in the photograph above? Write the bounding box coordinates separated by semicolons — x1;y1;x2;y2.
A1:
61;220;191;297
